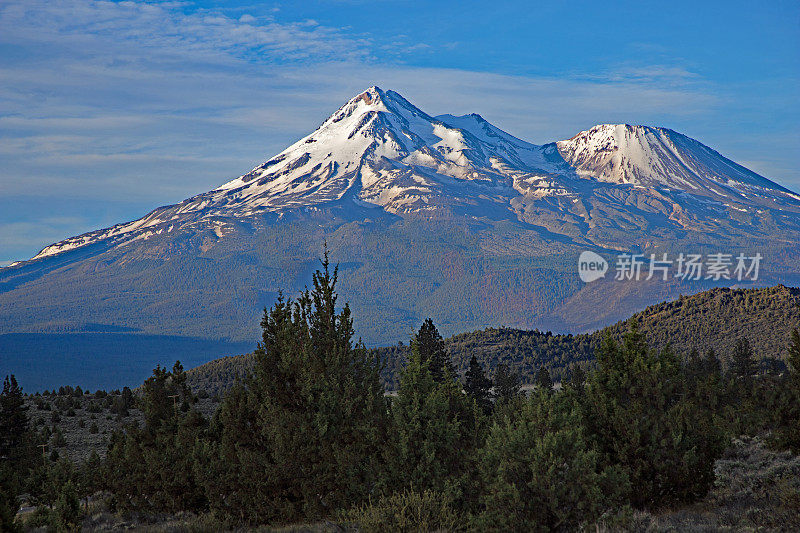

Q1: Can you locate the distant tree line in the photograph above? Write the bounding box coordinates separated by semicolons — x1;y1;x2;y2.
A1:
187;285;800;394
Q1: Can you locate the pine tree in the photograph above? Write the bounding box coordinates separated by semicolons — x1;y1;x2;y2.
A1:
0;466;19;533
703;348;722;377
77;451;103;513
583;322;725;508
534;366;553;393
685;348;703;382
788;328;800;377
493;363;520;404
140;361;193;431
110;386;133;417
567;365;586;393
463;355;492;414
0;374;37;506
771;328;800;452
0;375;28;464
566;364;586;396
412;319;454;384
385;344;479;509
730;337;756;381
478;391;627;530
105;363;207;513
207;252;388;523
55;480;81;531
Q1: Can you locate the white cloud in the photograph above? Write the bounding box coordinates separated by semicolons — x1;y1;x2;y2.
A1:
0;0;371;63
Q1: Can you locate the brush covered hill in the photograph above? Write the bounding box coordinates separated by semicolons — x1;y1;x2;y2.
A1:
186;285;800;393
603;284;800;362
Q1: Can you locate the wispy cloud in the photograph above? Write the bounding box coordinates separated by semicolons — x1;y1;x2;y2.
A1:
0;0;372;63
584;64;702;86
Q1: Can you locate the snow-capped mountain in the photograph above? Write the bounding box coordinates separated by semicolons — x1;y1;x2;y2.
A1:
208;87;563;215
3;85;800;360
557;124;795;199
25;86;800;263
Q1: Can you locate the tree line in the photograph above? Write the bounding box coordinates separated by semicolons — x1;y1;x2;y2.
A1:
2;258;800;531
186;285;800;394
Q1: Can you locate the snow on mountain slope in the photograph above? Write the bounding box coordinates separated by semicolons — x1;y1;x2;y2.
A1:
206;86;568;215
28;87;570;262
556;124;797;202
21;88;800;264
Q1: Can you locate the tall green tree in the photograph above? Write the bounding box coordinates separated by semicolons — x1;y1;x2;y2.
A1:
685;348;703;381
105;363;207;513
385;347;479;498
0;374;38;519
788;328;800;378
55;480;81;531
703;348;722;377
567;365;586;393
206;253;388;523
493;363;520;404
0;467;19;533
534;366;553;393
463;355;492;414
0;375;31;468
730;337;756;383
583;322;725;509
140;361;193;430
412;319;454;383
771;328;800;452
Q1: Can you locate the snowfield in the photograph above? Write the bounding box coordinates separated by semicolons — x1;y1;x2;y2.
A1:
24;86;800;263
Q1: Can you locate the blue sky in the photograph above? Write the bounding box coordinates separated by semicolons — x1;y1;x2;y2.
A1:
1;0;798;264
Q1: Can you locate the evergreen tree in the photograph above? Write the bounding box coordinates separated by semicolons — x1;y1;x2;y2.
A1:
105;363;207;513
110;387;133;417
463;355;492;414
534;366;553;393
771;328;800;452
685;348;703;382
583;322;725;508
478;391;627;530
140;361;193;431
567;365;586;393
0;375;29;465
0;466;19;533
730;337;756;382
412;319;454;383
77;451;103;513
55;480;81;531
788;328;800;377
703;348;722;377
27;457;75;509
387;349;464;492
493;363;520;404
0;374;37;505
207;253;388;523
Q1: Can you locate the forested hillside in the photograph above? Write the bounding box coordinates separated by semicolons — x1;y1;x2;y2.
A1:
6;264;800;532
186;285;800;392
604;285;800;361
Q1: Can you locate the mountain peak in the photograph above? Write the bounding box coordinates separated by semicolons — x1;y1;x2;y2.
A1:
18;92;800;265
347;85;393;108
555;123;782;193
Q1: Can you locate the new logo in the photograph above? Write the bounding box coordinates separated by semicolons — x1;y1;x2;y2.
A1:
578;251;608;283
